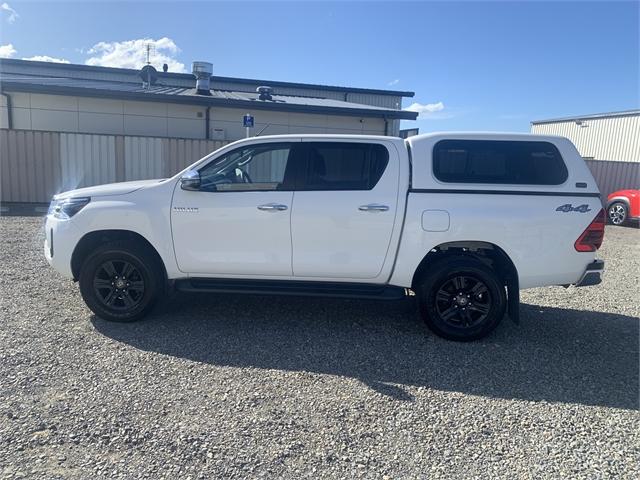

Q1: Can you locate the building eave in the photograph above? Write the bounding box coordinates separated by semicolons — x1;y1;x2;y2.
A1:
0;81;419;120
0;58;415;98
531;109;640;125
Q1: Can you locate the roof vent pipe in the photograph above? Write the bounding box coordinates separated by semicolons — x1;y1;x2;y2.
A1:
257;86;273;101
192;61;213;95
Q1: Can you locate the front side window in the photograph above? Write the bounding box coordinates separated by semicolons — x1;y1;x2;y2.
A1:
301;142;389;191
433;140;568;185
198;143;294;191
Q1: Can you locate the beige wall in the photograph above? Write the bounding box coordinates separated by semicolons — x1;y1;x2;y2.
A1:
0;93;207;139
210;107;386;140
0;92;388;141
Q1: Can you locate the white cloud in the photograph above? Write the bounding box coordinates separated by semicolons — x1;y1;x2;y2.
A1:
404;101;446;119
1;2;18;23
22;55;70;64
0;43;16;58
388;79;400;86
85;37;186;73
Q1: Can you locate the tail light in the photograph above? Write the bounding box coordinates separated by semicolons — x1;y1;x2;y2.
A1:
574;209;605;252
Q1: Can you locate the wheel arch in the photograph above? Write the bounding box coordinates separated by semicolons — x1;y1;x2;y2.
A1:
71;229;167;281
410;241;520;322
606;196;630;209
411;241;516;287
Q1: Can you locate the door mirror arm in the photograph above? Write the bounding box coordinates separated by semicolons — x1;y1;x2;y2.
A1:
180;169;201;191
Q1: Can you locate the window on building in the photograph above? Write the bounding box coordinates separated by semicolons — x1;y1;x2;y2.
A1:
433;140;568;185
301;142;389;190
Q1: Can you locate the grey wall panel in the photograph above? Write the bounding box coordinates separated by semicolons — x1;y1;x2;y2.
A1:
0;129;61;202
60;133;116;190
79;112;125;135
163;138;228;176
31;109;79;132
124;136;164;180
123;115;168;137
585;159;639;201
168;117;205;139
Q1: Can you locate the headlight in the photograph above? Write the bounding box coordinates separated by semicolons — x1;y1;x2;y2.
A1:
48;197;91;220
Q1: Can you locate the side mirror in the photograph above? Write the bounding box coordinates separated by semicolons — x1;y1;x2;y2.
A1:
180;169;201;191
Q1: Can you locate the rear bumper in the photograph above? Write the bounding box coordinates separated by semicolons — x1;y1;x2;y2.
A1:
575;259;604;287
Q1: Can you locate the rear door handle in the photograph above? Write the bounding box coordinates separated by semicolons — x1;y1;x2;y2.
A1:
358;204;389;212
257;203;288;211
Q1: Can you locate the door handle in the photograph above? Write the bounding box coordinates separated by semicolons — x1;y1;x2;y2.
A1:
257;203;288;211
358;204;389;212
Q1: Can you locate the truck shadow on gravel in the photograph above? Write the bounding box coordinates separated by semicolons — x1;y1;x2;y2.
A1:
92;294;639;410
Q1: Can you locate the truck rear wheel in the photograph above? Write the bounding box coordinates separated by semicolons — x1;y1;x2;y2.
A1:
417;256;506;341
78;241;164;322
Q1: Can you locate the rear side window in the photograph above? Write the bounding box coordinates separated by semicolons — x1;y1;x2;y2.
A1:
433;140;568;185
301;142;389;190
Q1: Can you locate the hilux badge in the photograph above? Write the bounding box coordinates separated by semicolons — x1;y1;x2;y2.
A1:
556;204;592;213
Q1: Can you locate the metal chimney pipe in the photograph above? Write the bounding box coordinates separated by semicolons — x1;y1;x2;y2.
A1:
192;61;213;95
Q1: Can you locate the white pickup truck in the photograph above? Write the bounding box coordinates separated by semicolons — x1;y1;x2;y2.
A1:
45;133;605;341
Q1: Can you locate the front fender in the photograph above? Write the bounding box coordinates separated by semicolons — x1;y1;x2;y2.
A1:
69;184;181;279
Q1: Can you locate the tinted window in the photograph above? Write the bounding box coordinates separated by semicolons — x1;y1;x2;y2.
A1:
301;142;389;190
433;140;568;185
198;143;295;191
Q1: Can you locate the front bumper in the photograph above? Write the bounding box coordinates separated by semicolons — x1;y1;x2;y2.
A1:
575;259;604;287
44;215;81;279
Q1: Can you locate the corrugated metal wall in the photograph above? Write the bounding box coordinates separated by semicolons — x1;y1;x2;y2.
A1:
60;133;116;190
124;137;163;181
531;114;640;162
0;130;61;202
163;138;228;176
585;159;640;200
0;129;229;203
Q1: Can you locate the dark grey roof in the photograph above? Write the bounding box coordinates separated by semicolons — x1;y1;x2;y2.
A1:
531;109;640;124
0;71;417;120
0;58;415;97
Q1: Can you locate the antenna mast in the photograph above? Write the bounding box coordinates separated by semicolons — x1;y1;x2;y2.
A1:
145;43;154;65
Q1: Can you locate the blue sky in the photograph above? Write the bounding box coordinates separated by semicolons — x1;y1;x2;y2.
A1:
1;0;638;132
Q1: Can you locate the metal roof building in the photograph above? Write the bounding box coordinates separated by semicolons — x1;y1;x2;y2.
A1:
0;59;417;207
531;110;639;163
531;110;639;199
0;58;416;140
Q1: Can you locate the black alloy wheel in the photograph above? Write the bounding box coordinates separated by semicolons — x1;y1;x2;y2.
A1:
79;241;163;322
93;260;146;311
418;256;506;341
434;275;492;328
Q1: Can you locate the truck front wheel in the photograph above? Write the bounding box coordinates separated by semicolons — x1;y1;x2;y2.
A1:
78;241;164;322
417;256;506;341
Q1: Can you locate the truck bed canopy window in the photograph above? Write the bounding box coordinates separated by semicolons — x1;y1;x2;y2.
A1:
433;140;568;185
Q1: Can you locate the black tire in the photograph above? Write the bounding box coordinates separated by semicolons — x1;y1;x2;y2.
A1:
607;202;628;226
78;240;164;322
417;256;506;341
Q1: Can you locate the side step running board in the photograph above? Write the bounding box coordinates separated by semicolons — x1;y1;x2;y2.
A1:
175;278;408;300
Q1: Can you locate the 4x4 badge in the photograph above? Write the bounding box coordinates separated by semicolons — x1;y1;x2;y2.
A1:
556;204;592;213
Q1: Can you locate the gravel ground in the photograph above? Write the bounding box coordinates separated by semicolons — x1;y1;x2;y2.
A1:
0;216;638;479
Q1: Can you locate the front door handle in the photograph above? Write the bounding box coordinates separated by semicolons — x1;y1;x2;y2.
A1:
358;204;389;212
257;203;288;211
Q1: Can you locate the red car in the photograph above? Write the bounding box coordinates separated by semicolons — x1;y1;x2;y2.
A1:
607;189;640;226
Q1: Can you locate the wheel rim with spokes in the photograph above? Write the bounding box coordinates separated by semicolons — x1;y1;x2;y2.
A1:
93;260;145;311
434;275;492;328
608;204;626;225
